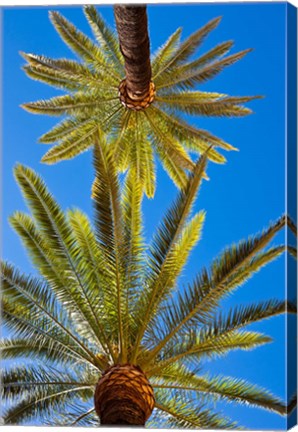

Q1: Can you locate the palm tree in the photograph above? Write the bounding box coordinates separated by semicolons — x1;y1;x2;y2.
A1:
2;135;295;427
21;5;260;197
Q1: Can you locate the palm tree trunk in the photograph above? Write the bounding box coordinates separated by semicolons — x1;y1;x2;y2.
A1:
114;5;152;101
94;364;155;425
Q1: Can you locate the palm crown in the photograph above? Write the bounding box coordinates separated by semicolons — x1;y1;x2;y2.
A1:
2;133;295;427
22;6;259;197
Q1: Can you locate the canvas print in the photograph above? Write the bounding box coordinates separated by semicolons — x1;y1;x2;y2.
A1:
1;2;297;430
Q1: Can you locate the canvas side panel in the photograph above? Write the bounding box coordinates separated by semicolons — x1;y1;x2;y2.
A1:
286;2;297;430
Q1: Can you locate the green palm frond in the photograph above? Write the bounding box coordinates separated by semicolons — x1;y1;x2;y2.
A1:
49;11;117;80
142;225;285;360
122;171;144;290
2;298;97;369
155;92;261;117
21;53;108;90
47;408;98;427
23;92;118;116
183;40;234;69
152;373;287;415
92;135;127;360
153;16;222;81
121;171;145;342
131;154;207;362
153;389;238;429
156;48;252;90
12;166;111;349
0;338;81;365
3;381;93;425
67;209;107;301
151;27;182;76
147;331;271;376
84;5;123;72
148;105;235;160
41;121;98;164
2;364;95;402
21;7;258;196
8;212;104;348
149;301;294;372
144;109;194;172
38;116;91;144
67;209;116;361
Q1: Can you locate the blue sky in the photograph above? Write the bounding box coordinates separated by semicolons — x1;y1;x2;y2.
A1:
1;2;295;429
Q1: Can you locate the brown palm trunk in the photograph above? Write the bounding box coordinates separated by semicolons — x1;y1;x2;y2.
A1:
114;5;152;102
94;364;155;425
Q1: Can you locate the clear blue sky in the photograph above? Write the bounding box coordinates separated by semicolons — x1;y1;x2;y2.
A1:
2;3;294;429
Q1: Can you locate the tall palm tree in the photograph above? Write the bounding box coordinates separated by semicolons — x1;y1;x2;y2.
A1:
2;135;295;427
21;5;260;197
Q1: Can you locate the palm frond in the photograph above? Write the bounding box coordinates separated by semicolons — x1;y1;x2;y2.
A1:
149;105;234;161
41;121;97;164
152;373;287;415
155;40;233;92
144;109;194;172
121;171;145;343
184;40;234;70
145;221;285;359
8;212;102;347
221;246;285;290
147;330;271;376
38;116;90;144
125;112;156;195
22;92;118;116
157;48;252;90
2;364;95;401
13;166;110;349
2;298;97;369
154;17;222;82
122;171;144;289
0;338;81;365
67;408;97;426
67;209;116;362
23;64;79;92
141;137;156;198
3;380;92;425
49;11;118;81
1;262;96;363
84;5;123;72
131;154;207;362
150;135;189;189
156;92;260;117
153;389;238;429
92;135;126;360
21;54;107;91
152;27;182;77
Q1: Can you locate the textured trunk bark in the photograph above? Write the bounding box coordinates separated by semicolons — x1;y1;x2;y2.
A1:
114;5;152;101
94;364;155;425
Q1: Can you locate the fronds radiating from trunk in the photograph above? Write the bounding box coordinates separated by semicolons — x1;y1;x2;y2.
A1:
21;6;259;196
2;158;293;427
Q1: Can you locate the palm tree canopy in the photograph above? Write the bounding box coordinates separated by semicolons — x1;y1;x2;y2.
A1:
1;135;295;427
21;6;260;197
